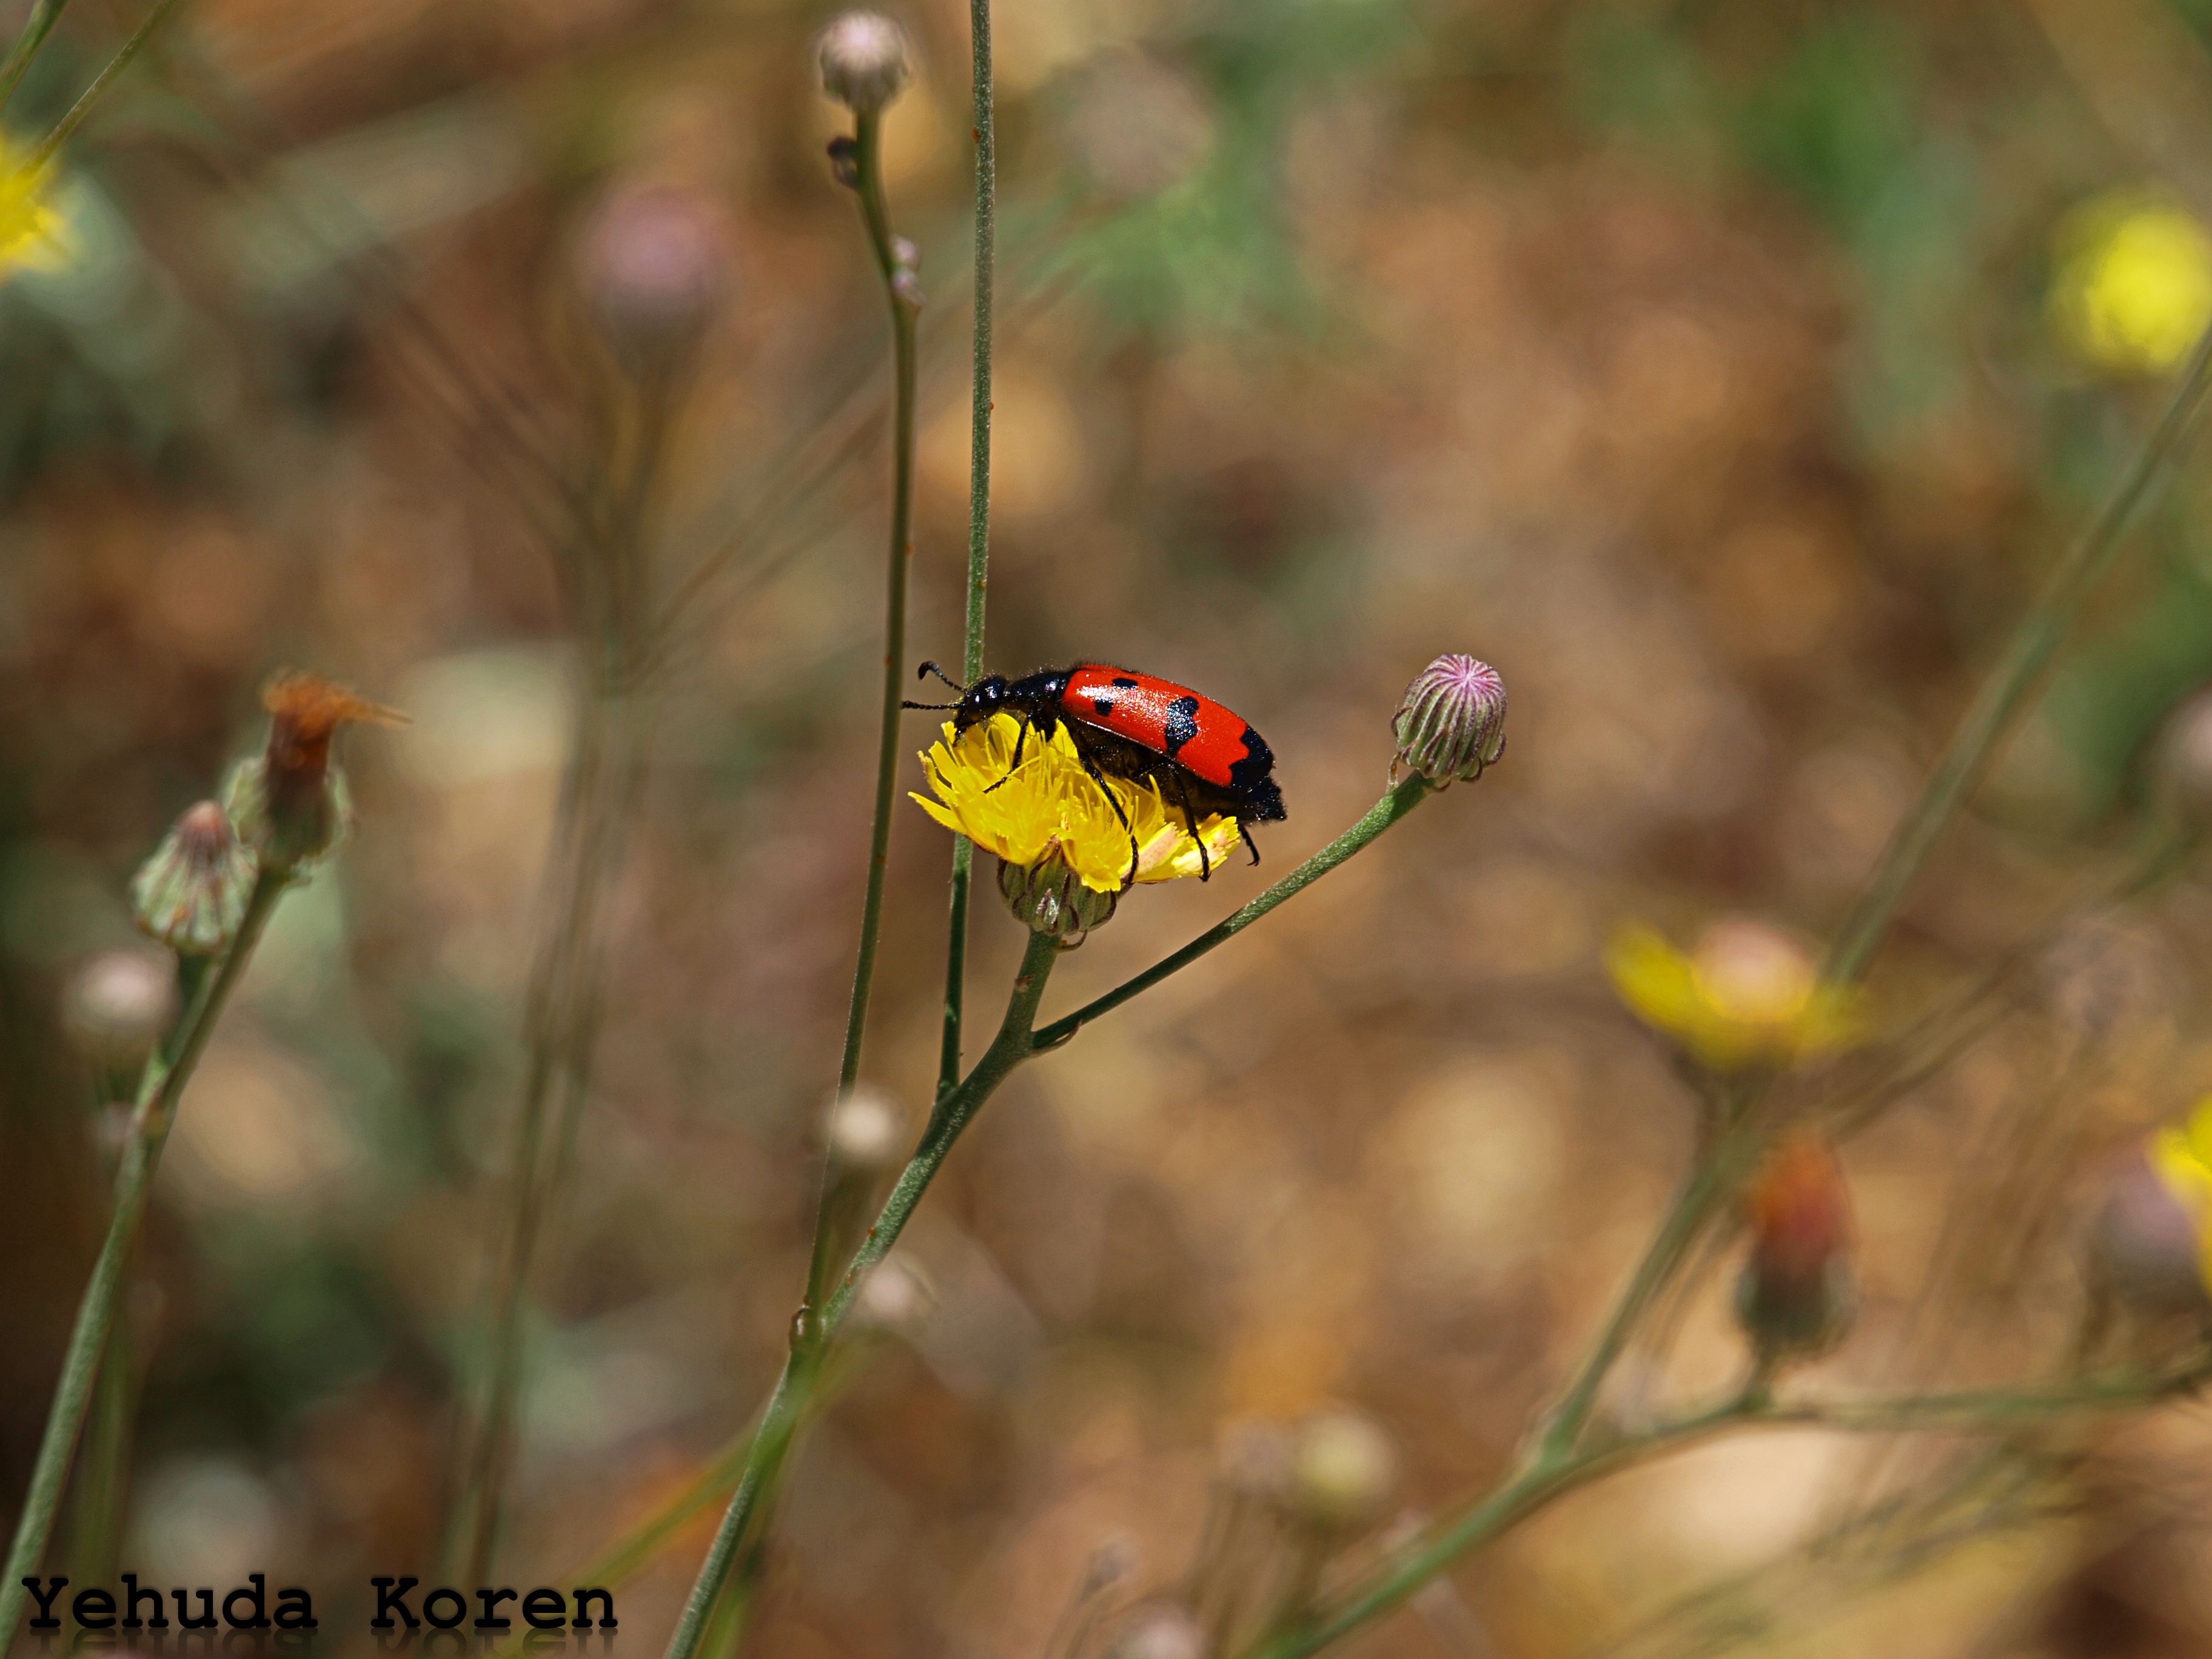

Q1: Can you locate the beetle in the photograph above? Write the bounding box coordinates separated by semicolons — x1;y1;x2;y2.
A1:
905;661;1287;886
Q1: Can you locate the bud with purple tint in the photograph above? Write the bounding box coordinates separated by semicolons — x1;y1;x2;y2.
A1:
578;183;732;367
1391;654;1507;786
815;12;912;117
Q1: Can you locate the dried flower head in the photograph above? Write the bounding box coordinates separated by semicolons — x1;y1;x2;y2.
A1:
2051;189;2212;377
62;948;177;1067
130;800;256;956
825;1086;905;1173
1606;917;1863;1073
915;713;1241;934
225;671;406;873
1290;1408;1401;1532
1392;654;1506;787
1736;1134;1857;1367
815;12;912;116
578;181;731;366
0;138;69;283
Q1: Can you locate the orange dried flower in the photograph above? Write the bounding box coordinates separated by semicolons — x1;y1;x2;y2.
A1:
1737;1134;1857;1367
225;671;405;871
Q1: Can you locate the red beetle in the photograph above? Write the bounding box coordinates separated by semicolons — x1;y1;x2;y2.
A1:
906;661;1287;885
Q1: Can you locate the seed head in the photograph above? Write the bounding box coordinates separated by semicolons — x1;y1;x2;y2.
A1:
225;671;405;873
1290;1408;1400;1532
131;800;256;956
62;948;177;1067
578;181;731;367
1391;654;1506;786
815;12;912;117
825;1086;906;1173
1735;1134;1857;1367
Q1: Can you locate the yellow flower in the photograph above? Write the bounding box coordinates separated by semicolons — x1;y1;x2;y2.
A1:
1605;918;1863;1073
913;712;1243;894
2147;1096;2212;1293
0;138;69;280
2051;190;2212;377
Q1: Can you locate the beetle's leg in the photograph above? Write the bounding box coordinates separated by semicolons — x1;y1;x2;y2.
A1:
982;714;1030;794
1238;817;1262;866
1066;725;1140;889
1170;768;1210;881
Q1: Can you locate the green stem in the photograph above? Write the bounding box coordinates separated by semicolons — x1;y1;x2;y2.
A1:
805;106;921;1311
938;0;996;1098
0;0;71;117
1823;321;2212;989
1030;777;1431;1052
1538;1110;1758;1458
1251;1361;2211;1659
27;0;184;170
0;871;284;1650
663;931;1059;1659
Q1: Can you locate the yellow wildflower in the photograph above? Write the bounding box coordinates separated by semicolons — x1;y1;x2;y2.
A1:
913;712;1242;894
0;139;69;280
1605;918;1863;1073
2051;190;2212;377
2136;1096;2212;1298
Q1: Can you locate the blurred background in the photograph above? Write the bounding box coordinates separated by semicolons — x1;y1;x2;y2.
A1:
12;0;2212;1652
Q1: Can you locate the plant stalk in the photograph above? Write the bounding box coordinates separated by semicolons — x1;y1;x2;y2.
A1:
0;870;284;1649
938;0;996;1098
663;931;1059;1659
1823;320;2212;988
805;105;921;1310
0;0;70;116
27;0;186;170
1031;777;1431;1051
1251;1361;2211;1659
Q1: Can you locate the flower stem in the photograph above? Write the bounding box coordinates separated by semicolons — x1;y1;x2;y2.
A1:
1030;777;1432;1052
27;0;186;170
0;870;285;1650
938;0;996;1099
1823;320;2212;990
0;0;71;116
806;107;922;1309
1249;1360;2211;1659
663;931;1058;1659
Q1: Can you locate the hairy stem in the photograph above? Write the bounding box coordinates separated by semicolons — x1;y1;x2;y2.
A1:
1031;777;1432;1051
663;931;1059;1659
0;871;285;1649
939;0;996;1098
1824;320;2212;988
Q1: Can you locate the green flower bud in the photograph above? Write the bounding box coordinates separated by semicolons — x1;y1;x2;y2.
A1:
998;851;1117;947
130;800;256;956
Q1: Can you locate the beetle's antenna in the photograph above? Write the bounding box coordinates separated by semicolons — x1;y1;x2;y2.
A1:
916;660;967;692
902;699;959;711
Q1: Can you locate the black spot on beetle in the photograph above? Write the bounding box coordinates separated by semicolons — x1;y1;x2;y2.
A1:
1111;676;1139;689
1091;697;1114;717
1162;696;1201;756
1227;725;1276;792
